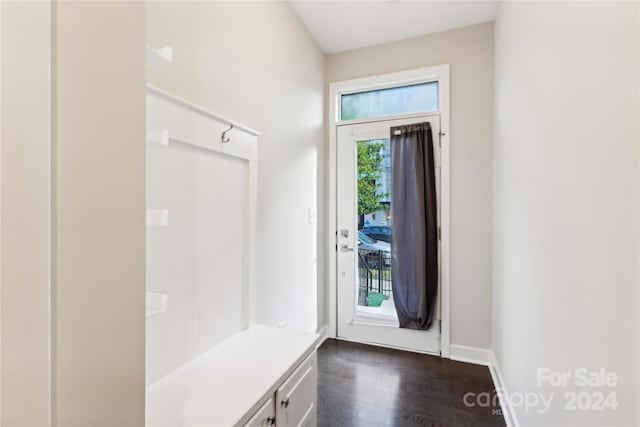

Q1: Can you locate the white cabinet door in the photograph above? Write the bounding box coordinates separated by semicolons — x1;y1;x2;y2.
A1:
276;353;317;427
244;397;276;427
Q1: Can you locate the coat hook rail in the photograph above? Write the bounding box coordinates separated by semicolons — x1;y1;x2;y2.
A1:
221;124;234;144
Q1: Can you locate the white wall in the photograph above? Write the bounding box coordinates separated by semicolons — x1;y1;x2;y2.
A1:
492;2;639;425
1;2;146;425
0;2;51;425
326;23;494;350
146;2;325;334
54;2;146;425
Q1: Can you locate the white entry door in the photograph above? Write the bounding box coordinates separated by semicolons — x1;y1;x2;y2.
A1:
336;115;441;354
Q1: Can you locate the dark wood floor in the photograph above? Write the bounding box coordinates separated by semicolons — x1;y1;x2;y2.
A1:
317;339;506;427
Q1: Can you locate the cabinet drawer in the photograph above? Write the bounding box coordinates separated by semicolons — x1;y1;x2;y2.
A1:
244;397;275;427
276;352;317;427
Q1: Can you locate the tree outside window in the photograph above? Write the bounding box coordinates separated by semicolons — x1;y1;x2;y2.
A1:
357;140;389;229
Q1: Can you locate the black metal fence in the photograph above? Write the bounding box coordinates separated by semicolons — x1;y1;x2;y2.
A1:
358;248;392;306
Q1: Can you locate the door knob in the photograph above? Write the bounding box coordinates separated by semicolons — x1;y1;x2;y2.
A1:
266;416;276;425
340;244;354;252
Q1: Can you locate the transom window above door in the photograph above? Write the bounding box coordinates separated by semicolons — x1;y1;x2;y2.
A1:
340;81;439;121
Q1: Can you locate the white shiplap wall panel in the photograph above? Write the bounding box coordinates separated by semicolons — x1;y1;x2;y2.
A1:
145;87;257;385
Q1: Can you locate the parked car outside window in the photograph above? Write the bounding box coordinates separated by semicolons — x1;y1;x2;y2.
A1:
361;226;392;243
358;232;391;267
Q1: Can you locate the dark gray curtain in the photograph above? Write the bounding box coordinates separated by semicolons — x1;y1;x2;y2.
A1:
390;122;438;330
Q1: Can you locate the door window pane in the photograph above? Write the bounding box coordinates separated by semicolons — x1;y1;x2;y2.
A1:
341;82;438;121
357;139;395;318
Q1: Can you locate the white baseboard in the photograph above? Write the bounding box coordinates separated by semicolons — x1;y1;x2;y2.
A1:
449;344;491;366
488;351;520;427
316;324;329;347
449;346;519;427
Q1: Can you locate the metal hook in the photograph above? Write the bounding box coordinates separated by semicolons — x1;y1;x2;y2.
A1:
221;124;234;144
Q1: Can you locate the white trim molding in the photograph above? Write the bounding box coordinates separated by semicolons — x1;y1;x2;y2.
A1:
488;351;520;427
449;344;491;366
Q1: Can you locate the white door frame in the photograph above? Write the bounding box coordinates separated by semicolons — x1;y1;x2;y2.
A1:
327;64;451;357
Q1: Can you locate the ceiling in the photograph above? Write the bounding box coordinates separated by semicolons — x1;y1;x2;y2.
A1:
289;1;499;53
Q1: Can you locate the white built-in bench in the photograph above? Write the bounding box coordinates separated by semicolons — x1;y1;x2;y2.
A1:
146;325;320;427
